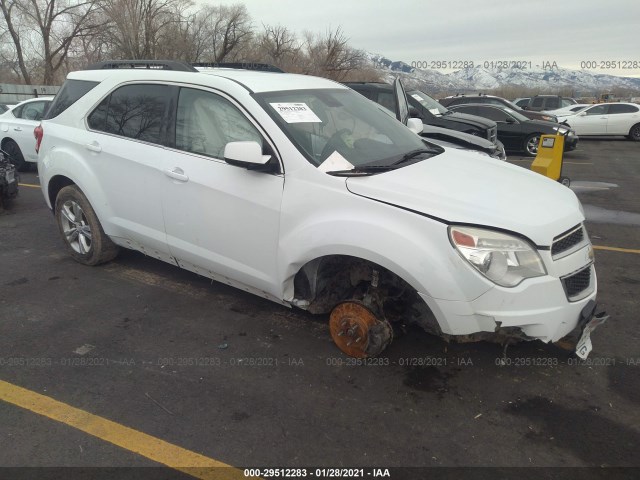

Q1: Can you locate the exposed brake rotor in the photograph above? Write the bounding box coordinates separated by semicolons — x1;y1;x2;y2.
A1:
329;301;393;358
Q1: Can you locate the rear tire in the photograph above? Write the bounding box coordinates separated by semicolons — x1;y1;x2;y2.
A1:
629;123;640;141
524;133;541;157
3;140;29;172
54;185;119;265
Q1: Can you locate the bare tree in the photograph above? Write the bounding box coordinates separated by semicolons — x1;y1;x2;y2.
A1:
102;0;192;59
1;0;106;84
197;4;252;62
301;27;367;81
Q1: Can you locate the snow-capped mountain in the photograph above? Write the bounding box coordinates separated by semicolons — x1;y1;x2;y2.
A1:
368;54;640;95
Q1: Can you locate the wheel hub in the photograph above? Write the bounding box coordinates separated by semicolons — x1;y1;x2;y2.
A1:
329;301;380;358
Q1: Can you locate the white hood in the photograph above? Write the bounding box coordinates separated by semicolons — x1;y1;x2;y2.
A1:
345;151;583;246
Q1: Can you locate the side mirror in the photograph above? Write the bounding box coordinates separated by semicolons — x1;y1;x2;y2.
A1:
224;141;271;169
578;112;587;116
407;118;423;134
505;117;515;124
521;106;528;110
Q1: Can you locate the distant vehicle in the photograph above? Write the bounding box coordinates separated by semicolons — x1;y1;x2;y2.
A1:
0;148;18;208
552;104;592;117
513;98;530;108
560;103;640;140
0;104;10;114
344;82;504;159
524;95;577;112
439;94;558;123
0;97;53;171
449;103;579;156
344;82;499;142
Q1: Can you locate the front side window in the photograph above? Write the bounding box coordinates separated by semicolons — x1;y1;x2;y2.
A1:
175;88;262;159
585;105;608;115
87;84;169;144
477;106;509;122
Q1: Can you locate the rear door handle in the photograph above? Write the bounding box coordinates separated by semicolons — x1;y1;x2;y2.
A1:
164;167;189;182
13;127;22;132
85;141;102;153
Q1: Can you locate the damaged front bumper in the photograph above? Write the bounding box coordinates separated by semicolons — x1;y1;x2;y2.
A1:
554;300;608;359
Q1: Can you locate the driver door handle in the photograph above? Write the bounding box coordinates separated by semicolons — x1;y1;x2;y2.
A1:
164;167;189;182
85;141;102;153
13;127;22;132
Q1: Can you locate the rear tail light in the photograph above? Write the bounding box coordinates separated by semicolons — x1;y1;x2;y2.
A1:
34;124;43;153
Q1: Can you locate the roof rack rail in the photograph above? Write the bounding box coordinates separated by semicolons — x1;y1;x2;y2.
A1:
192;62;284;73
85;60;198;72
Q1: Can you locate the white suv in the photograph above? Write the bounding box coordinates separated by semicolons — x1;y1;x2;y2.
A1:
37;61;606;358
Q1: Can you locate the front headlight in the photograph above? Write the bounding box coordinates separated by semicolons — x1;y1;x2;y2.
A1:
553;126;570;135
449;226;547;287
541;115;554;121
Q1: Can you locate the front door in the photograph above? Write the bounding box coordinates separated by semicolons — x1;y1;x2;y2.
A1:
160;87;284;298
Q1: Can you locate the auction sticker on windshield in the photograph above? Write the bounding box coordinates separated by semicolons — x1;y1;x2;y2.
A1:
270;103;322;123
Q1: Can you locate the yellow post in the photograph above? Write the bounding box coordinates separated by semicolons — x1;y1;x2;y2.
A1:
531;134;565;182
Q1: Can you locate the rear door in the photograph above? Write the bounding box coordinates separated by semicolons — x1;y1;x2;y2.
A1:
84;82;174;261
606;104;640;134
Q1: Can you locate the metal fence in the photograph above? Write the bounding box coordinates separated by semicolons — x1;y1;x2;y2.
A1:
0;84;60;105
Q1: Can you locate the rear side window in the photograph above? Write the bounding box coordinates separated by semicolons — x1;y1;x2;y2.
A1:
531;98;544;108
608;104;639;114
43;80;98;119
88;84;170;144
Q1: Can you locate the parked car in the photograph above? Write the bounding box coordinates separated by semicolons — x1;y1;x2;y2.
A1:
524;95;577;112
344;82;504;159
448;103;579;156
0;148;18;208
344;82;499;141
552;104;592;117
560;103;640;140
0;97;53;171
439;94;558;123
0;104;10;113
37;60;604;359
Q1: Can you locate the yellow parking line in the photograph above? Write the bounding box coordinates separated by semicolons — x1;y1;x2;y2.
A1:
0;380;249;480
594;245;640;255
18;183;41;188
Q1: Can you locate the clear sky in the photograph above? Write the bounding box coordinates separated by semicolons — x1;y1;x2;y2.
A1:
212;0;640;77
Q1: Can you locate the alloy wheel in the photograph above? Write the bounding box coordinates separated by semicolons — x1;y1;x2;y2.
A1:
60;200;92;254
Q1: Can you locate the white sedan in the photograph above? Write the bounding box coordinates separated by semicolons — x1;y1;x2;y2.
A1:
561;102;640;140
0;97;53;171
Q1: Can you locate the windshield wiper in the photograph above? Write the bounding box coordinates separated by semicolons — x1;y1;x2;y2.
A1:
325;165;400;176
392;148;438;165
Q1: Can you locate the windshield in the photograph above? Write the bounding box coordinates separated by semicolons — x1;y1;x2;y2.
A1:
409;91;448;116
255;88;434;168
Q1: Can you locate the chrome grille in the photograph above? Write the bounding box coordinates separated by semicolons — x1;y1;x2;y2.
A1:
562;265;592;300
488;126;497;143
552;225;584;257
